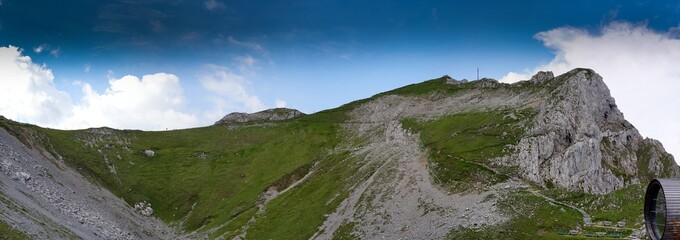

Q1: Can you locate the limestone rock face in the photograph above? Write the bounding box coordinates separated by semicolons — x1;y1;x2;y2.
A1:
214;108;305;125
500;69;678;194
444;75;469;85
530;71;554;83
474;78;499;88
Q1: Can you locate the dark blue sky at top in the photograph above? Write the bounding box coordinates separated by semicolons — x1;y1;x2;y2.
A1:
1;0;679;113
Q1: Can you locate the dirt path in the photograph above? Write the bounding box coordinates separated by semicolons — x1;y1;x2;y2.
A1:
529;190;593;226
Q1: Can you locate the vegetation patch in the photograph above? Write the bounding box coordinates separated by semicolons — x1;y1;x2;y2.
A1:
448;190;582;239
402;109;534;192
333;221;360;240
376;76;473;97
246;151;363;239
540;184;645;225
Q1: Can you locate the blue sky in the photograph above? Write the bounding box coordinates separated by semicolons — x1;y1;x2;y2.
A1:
1;0;680;158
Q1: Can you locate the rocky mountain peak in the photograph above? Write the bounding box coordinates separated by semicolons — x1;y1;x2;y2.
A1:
530;70;555;83
497;68;678;194
214;108;305;125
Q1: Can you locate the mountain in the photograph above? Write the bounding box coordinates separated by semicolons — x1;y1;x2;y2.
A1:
0;68;675;239
214;108;305;125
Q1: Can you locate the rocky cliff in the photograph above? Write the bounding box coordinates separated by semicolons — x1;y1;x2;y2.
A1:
496;69;678;194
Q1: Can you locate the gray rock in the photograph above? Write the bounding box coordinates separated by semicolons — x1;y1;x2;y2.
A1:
134;202;154;217
444;75;469;85
500;68;678;194
142;150;155;157
530;71;554;83
214;108;305;125
474;78;499;88
13;171;31;182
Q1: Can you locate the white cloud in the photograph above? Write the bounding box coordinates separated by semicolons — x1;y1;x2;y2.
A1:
275;99;287;108
62;73;199;130
227;36;263;51
0;45;199;130
33;44;46;53
200;64;266;115
501;22;680;161
204;0;225;10
0;46;72;126
234;54;257;74
33;44;60;57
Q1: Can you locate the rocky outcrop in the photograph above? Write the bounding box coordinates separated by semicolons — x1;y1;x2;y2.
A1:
497;68;679;194
444;75;469;85
530;71;554;83
214;108;305;125
474;78;500;88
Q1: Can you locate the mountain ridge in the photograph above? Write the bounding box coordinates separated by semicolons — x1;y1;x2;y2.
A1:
0;68;675;239
214;108;305;125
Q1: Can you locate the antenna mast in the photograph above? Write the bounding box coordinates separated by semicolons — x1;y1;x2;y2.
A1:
477;68;479;80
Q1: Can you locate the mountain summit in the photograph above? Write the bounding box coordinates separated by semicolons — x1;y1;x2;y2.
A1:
214;108;305;125
0;68;674;239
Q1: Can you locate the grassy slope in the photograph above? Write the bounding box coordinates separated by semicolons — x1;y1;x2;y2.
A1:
0;110;345;234
541;184;645;225
402;108;534;192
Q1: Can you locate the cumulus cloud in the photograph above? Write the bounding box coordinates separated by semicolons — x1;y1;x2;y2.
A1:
0;46;72;126
62;73;199;130
200;64;265;114
500;22;680;161
2;45;286;130
0;45;198;130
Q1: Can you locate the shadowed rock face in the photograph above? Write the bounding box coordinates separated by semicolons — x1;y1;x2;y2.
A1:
214;108;305;125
